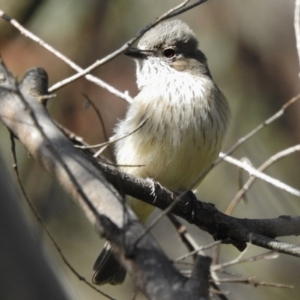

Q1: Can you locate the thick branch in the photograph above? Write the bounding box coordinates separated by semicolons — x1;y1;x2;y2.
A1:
92;157;300;255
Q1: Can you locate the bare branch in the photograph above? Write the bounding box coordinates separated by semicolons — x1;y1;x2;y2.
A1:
227;144;300;215
167;0;208;18
0;10;132;102
213;250;278;271
91;118;149;158
82;94;110;143
168;214;200;255
221;154;300;197
237;157;251;204
174;241;221;262
212;277;293;289
221;94;300;161
295;0;300;74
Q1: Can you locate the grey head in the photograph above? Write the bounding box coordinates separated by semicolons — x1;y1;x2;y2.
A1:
124;19;211;83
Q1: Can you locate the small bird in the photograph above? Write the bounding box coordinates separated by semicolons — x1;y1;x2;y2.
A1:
93;19;230;285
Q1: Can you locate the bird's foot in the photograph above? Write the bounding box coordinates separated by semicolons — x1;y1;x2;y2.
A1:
146;178;163;204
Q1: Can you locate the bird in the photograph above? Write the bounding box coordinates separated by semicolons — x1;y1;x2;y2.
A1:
92;19;230;285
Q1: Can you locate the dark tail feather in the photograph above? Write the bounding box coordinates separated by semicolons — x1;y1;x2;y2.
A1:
92;242;126;285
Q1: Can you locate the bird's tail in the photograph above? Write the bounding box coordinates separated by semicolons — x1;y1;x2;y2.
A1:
92;242;126;285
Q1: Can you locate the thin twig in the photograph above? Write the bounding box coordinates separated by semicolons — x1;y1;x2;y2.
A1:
131;288;139;300
133;197;179;247
294;0;300;74
173;241;221;262
168;0;208;18
209;287;230;297
220;94;300;162
212;277;293;289
211;242;250;289
91;117;148;157
0;10;132;103
132;187;198;248
81;93;114;158
221;154;300;197
209;283;229;300
82;93;110;144
226;144;300;215
212;250;278;272
237;157;251;204
167;214;199;256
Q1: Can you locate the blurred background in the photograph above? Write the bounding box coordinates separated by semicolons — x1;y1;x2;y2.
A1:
0;0;299;299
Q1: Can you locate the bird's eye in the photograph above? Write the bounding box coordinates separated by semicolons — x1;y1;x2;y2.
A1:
163;48;176;58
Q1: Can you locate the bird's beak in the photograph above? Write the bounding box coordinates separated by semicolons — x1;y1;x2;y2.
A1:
123;47;153;59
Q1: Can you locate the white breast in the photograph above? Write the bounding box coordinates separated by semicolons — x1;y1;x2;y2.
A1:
114;71;229;192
